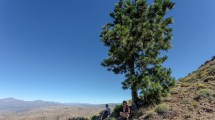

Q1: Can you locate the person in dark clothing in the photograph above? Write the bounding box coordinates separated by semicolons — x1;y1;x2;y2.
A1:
131;101;137;112
120;101;130;120
101;104;111;120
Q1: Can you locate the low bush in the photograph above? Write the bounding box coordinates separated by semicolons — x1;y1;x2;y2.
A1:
161;97;172;102
91;114;117;120
170;88;178;94
110;104;122;118
180;99;190;104
180;83;190;87
196;72;203;79
107;117;117;120
207;65;215;76
198;89;214;98
145;110;157;119
155;104;169;114
91;115;100;120
68;117;89;120
195;83;207;90
161;94;172;102
175;82;181;87
203;76;215;82
190;101;198;108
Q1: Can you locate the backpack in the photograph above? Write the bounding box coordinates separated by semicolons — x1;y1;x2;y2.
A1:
128;103;137;117
130;103;137;112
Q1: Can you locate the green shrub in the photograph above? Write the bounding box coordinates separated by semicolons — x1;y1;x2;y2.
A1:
203;76;215;82
180;83;190;87
196;83;207;89
190;101;198;108
161;94;172;102
145;110;157;118
170;88;178;94
196;72;203;79
91;115;100;120
162;97;172;102
198;89;214;98
107;117;117;120
155;104;169;114
68;117;89;120
207;65;215;75
141;82;170;104
91;115;116;120
180;99;190;104
175;82;181;87
110;104;122;118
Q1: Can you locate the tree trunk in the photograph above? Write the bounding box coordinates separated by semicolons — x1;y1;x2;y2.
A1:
129;63;139;105
129;53;139;105
131;84;139;104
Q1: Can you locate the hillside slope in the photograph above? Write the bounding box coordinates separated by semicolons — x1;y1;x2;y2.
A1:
134;56;215;120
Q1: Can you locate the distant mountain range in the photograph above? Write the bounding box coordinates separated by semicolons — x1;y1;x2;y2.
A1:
0;98;118;120
0;97;117;112
0;97;61;112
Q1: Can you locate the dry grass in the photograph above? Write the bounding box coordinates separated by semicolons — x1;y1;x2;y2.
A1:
155;104;169;114
145;110;157;119
180;83;190;87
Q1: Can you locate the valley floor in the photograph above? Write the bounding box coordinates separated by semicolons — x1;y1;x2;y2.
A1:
0;106;103;120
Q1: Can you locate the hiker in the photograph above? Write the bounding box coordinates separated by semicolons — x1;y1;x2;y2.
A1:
120;101;131;120
101;104;111;120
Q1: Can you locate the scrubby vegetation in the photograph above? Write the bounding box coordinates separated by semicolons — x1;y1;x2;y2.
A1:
145;110;157;119
91;115;100;120
106;117;117;120
182;56;215;83
110;104;122;118
68;117;89;120
198;89;214;98
155;104;169;114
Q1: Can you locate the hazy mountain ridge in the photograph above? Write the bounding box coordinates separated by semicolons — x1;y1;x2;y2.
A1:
0;97;62;112
0;97;117;112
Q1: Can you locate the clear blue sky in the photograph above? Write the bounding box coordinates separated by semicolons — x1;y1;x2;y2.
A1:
0;0;214;104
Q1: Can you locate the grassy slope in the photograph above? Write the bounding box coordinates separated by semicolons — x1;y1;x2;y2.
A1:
133;56;215;120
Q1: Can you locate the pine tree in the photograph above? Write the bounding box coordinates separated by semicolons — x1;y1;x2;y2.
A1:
100;0;175;105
